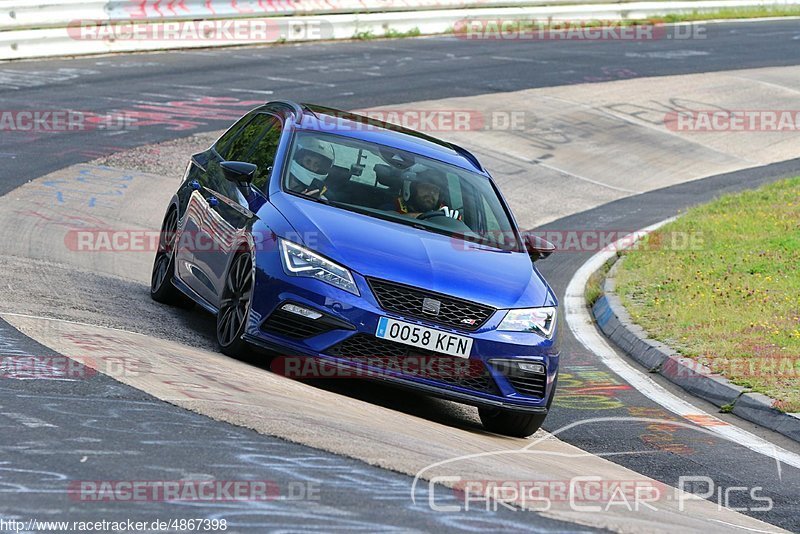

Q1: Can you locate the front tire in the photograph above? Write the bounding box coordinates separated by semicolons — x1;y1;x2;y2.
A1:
479;375;558;437
216;251;254;357
478;408;547;438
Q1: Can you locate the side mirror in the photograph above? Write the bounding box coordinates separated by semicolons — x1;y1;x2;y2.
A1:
524;234;555;262
221;161;257;184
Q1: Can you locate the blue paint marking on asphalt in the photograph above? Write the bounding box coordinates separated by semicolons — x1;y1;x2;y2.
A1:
41;167;135;208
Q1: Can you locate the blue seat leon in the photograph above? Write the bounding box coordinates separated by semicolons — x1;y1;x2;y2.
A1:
150;101;559;437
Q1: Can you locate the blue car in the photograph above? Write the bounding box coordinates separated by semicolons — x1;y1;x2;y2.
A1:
150;101;559;437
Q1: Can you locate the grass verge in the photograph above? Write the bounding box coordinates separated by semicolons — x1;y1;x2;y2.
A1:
657;5;800;22
614;178;800;412
586;255;617;307
353;27;421;40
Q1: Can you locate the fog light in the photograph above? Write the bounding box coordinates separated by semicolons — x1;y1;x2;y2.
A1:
281;303;323;320
518;362;545;374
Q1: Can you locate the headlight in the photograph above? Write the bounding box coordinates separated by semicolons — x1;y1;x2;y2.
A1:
498;307;557;338
279;238;359;296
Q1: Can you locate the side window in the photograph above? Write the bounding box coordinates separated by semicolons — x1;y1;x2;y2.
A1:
218;113;282;191
244;116;282;190
215;113;256;159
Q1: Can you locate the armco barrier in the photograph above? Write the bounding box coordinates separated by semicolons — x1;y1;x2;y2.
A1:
1;0;798;61
0;0;650;31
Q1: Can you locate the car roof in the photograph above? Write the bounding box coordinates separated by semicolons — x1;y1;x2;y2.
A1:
264;101;490;176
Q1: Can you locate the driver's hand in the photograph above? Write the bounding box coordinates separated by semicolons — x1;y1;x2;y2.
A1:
301;187;326;199
439;206;461;220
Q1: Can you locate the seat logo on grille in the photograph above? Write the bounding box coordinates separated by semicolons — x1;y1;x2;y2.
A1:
421;298;441;316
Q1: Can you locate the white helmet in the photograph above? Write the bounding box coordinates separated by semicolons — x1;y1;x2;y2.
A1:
291;137;335;187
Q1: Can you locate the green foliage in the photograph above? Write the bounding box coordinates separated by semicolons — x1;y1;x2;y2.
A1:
616;178;800;411
353;27;422;40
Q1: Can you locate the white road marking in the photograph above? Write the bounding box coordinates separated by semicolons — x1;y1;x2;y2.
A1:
534;160;639;193
710;519;781;534
490;56;548;64
164;83;213;91
564;217;800;472
0;412;56;428
728;75;800;95
266;76;336;88
625;50;709;59
228;88;274;95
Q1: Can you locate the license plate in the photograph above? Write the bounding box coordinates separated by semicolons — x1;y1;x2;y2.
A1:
375;317;473;358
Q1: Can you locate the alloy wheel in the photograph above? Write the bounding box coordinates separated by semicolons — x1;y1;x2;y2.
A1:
151;208;178;293
217;252;253;347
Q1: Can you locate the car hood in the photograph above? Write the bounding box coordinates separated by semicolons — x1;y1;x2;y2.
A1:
270;194;554;309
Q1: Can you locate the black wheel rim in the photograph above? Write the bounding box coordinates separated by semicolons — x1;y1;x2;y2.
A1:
217;253;253;347
151;209;178;292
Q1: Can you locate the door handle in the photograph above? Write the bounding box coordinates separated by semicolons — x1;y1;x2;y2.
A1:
207;196;219;207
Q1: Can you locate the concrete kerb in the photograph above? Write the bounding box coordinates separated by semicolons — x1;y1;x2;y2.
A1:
590;254;800;443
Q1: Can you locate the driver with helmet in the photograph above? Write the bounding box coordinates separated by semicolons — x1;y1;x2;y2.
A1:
389;168;461;220
288;137;335;198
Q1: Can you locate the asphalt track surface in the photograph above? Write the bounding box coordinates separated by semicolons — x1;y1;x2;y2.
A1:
1;19;800;194
1;19;800;532
0;320;588;532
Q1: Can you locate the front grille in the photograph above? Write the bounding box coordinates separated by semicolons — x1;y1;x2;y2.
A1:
261;309;336;339
367;278;495;332
491;360;547;398
326;334;500;395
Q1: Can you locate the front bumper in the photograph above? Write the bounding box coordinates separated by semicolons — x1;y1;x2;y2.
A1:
245;250;560;412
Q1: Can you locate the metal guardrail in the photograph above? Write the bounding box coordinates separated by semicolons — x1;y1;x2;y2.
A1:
0;0;658;31
0;0;797;61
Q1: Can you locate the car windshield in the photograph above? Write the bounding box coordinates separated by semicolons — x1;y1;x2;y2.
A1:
282;131;521;251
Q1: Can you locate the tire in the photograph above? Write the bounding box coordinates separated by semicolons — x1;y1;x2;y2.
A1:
478;408;547;438
216;251;254;358
479;375;558;437
150;207;185;305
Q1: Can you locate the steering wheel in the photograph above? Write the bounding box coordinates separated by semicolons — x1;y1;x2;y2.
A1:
416;206;464;221
416;210;447;220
